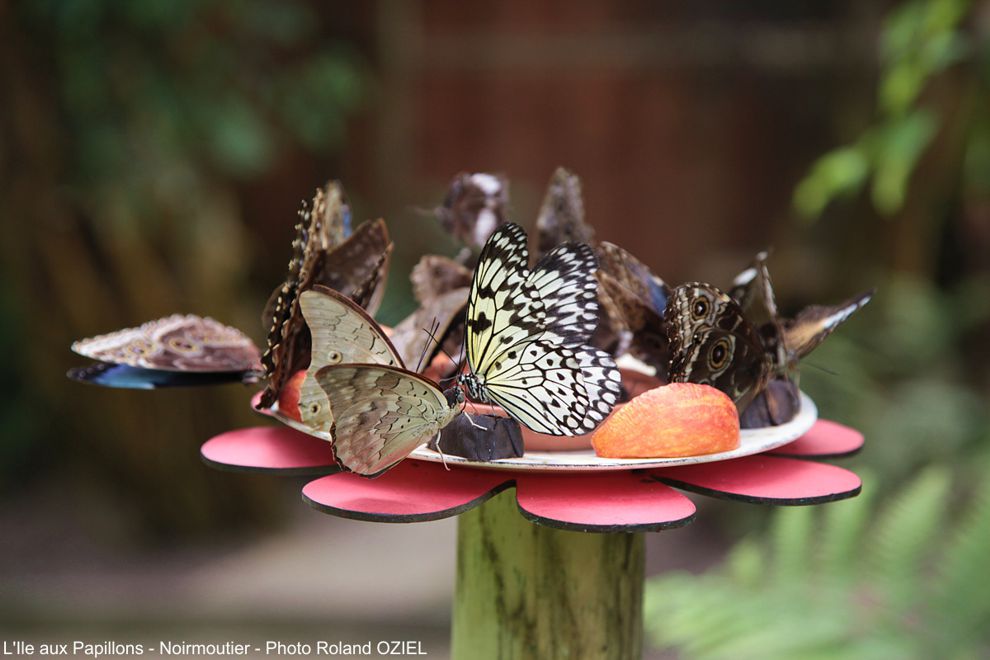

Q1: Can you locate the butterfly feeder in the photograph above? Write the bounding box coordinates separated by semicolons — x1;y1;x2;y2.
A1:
71;173;870;660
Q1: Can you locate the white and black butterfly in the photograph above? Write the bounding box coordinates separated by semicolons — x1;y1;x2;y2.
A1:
458;223;622;435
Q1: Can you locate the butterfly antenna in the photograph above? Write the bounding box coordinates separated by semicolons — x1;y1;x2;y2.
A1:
421;320;460;367
414;319;441;372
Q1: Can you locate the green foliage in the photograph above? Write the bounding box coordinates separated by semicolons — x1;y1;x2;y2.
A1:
645;462;990;659
798;272;990;487
794;0;975;219
17;0;365;186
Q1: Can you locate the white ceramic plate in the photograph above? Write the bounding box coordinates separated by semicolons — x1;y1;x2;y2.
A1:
261;392;817;473
407;392;817;472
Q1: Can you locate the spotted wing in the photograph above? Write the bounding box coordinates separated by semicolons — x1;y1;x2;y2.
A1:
666;283;770;412
315;364;459;476
466;223;621;435
296;286;402;433
72;315;261;373
465;223;531;373
480;340;621;435
259;205;392;409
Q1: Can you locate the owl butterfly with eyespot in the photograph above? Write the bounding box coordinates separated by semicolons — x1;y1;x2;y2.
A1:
258;181;393;409
286;285;464;476
459;223;622;435
665;283;771;413
69;315;262;389
436;172;508;257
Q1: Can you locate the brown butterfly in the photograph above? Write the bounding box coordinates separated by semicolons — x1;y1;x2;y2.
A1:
436;172;508;253
69;315;261;388
595;241;673;377
728;251;873;425
258;181;393;408
665;283;771;412
534;167;593;262
389;254;471;376
729;251;874;371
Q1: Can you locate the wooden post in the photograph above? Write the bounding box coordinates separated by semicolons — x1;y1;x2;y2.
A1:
452;489;645;659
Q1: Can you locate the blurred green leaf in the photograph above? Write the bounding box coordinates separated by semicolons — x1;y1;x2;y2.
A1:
794;146;869;219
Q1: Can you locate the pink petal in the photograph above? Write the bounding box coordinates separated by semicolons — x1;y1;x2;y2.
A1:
516;472;696;532
769;420;864;458
649;455;861;505
302;461;511;522
201;426;337;476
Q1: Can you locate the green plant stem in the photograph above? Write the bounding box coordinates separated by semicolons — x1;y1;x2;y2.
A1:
451;490;645;659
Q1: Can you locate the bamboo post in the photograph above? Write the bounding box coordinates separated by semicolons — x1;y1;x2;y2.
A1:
451;489;645;659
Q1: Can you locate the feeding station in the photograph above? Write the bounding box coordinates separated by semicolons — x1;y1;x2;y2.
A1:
201;409;864;659
69;172;869;659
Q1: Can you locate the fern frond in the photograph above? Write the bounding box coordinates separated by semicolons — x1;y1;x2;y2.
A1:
866;466;950;618
930;454;990;654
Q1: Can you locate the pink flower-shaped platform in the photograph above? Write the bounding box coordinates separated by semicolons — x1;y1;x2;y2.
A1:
201;419;863;533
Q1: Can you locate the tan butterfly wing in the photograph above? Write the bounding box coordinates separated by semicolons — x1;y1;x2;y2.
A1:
72;315;260;373
259;209;393;409
315;364;460;476
296;286;403;433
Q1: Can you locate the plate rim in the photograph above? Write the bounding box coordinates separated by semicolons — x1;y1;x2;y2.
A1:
408;392;818;472
259;391;818;474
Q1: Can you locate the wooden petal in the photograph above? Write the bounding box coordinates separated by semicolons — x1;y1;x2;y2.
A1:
649;455;861;505
515;472;696;532
200;426;337;476
303;461;511;522
769;420;864;458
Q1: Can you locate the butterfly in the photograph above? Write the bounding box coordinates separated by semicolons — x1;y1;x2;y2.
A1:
665;283;771;413
390;255;472;375
288;285;463;476
728;251;874;371
534;167;593;262
69;315;262;389
595;241;673;377
436;172;508;255
259;181;392;408
458;223;622;435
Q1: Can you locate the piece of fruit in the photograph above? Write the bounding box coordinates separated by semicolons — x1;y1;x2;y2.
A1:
277;370;307;422
592;383;739;458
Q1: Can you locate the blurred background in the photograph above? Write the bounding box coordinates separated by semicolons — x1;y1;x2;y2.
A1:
2;0;989;658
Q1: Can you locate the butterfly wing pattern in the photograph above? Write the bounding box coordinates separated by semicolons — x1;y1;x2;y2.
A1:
259;179;392;409
315;364;461;476
296;286;403;433
666;283;771;412
461;223;621;435
72;315;262;374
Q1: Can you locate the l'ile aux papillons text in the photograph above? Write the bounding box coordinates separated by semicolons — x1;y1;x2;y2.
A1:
3;640;428;657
